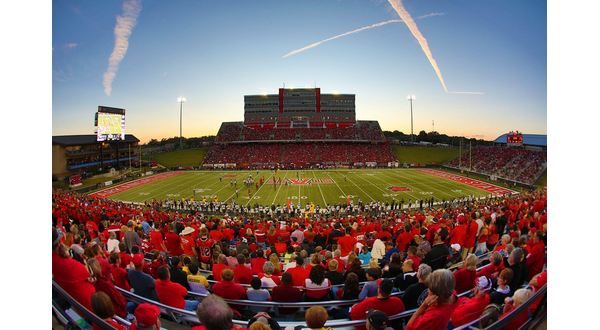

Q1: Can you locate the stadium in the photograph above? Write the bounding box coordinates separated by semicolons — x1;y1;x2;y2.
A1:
52;86;547;330
51;2;548;330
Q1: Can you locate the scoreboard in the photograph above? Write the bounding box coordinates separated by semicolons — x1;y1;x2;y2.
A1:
507;131;523;146
95;106;126;142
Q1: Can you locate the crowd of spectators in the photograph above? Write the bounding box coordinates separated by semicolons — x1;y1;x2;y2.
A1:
447;146;546;185
204;142;395;167
214;121;386;143
52;187;546;330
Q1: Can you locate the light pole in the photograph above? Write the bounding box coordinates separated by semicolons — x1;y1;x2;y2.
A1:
177;96;186;149
407;95;416;143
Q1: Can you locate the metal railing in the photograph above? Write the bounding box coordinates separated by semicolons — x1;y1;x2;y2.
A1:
52;280;126;330
483;284;547;330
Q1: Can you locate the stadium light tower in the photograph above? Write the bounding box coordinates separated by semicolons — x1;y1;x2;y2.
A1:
407;95;416;143
178;96;186;149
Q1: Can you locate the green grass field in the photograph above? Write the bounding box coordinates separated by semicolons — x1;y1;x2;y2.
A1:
391;146;460;165
151;148;208;167
104;169;511;207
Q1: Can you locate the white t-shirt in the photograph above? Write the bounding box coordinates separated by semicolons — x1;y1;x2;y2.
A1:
107;238;120;253
305;278;330;289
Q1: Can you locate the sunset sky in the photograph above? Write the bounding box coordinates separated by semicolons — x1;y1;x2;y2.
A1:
53;0;546;143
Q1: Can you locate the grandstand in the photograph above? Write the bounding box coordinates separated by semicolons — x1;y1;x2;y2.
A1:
52;188;547;330
204;88;395;169
445;134;547;186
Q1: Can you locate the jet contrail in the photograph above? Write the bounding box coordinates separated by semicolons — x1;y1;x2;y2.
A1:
388;0;482;95
387;0;448;92
282;13;444;59
448;91;485;95
103;0;142;96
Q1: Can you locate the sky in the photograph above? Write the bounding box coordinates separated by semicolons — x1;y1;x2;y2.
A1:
53;0;547;143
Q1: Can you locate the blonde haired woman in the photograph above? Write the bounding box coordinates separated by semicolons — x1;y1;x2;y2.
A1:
268;252;282;276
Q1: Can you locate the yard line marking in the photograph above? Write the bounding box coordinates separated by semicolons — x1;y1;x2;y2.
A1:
272;171;289;205
312;170;328;207
135;171;215;202
326;171;347;197
141;170;241;202
380;170;454;200
140;172;215;202
353;170;419;201
340;171;376;202
246;174;274;206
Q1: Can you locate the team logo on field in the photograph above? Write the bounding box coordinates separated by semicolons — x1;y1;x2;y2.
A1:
266;178;335;185
388;186;411;192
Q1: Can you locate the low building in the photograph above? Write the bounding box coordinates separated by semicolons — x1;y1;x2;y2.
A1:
52;134;140;178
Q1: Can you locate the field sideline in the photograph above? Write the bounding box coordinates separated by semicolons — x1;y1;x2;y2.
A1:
92;169;516;207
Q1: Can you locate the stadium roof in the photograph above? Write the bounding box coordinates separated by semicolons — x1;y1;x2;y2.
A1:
52;134;139;146
494;133;546;147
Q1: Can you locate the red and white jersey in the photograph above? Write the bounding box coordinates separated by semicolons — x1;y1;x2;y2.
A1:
196;237;215;263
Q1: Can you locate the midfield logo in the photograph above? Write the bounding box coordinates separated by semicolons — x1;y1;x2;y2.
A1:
288;178;312;185
388;186;411;192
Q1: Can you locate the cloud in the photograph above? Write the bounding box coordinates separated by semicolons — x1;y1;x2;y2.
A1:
64;42;78;49
282;12;443;59
387;0;448;92
387;0;482;95
103;0;142;96
447;91;485;95
417;12;446;19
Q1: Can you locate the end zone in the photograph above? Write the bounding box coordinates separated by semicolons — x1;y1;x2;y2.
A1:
88;171;185;199
417;169;517;195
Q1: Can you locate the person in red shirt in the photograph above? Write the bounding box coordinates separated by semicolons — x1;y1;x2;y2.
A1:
405;269;459;330
271;272;304;316
450;216;467;254
337;228;357;258
212;254;231;282
87;258;127;318
149;226;167;252
52;232;96;312
286;256;309;287
251;249;267;275
195;227;215;270
396;224;413;253
449;276;492;327
154;265;199;311
407;246;421;271
180;226;196;257
209;226;224;242
108;253;131;291
90;292;126;330
211;268;247;313
165;224;184;256
350;279;405;330
233;254;253;284
498;288;533;330
476;251;504;279
525;230;546;281
274;237;287;256
464;216;479;257
453;253;478;294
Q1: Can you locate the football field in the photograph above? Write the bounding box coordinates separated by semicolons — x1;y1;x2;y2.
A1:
91;169;516;207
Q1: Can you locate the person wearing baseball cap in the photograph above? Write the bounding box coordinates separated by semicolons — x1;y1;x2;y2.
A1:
449;276;492;328
131;303;161;330
128;254;159;301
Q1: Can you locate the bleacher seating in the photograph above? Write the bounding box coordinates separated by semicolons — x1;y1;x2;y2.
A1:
52;189;547;329
446;146;546;185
